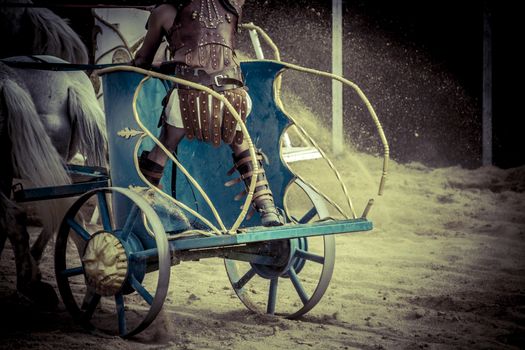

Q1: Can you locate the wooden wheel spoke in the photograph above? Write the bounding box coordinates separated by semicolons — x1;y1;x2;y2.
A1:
225;179;336;319
267;277;279;315
288;268;309;305
56;188;173;337
295;248;324;264
60;266;84;278
120;205;139;242
129;248;158;265
233;267;256;290
81;293;101;322
67;218;91;241
97;192;112;231
130;274;153;305
115;293;127;336
297;206;317;224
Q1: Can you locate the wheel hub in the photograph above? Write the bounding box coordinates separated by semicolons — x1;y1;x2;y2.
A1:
251;240;294;279
82;232;128;296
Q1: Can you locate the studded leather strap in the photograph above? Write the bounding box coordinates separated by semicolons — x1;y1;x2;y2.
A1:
234;92;248;144
221;90;237;144
178;90;195;140
199;91;211;142
210;96;222;146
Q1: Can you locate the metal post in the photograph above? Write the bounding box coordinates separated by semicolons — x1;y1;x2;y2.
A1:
332;0;344;155
482;1;493;166
248;28;265;60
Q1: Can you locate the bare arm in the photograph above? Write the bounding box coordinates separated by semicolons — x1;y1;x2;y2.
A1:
134;5;176;68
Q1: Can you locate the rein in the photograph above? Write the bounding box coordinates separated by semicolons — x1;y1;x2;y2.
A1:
0;60;125;72
0;3;154;10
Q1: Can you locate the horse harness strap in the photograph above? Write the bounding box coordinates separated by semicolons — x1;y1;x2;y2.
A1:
0;59;118;71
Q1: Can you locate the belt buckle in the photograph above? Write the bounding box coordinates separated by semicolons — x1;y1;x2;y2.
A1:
214;74;226;87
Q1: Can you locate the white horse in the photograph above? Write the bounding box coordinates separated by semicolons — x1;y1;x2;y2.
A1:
0;1;107;306
0;56;107;306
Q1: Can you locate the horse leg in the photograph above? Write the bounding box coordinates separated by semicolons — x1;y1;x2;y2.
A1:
0;204;6;256
30;227;51;263
0;193;36;286
1;194;58;308
0;228;6;258
31;195;77;263
0;143;12;260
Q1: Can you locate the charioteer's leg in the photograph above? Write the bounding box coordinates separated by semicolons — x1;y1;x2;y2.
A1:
230;140;283;227
138;125;185;187
138;85;282;227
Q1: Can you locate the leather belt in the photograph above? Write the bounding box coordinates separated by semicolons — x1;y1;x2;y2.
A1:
159;62;244;92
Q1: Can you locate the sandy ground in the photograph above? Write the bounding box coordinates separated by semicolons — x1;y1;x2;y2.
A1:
2;2;523;349
1;6;523;344
1;80;525;349
1;143;525;349
1;49;524;348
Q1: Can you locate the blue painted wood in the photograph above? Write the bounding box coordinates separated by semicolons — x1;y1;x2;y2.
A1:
169;218;373;251
120;205;140;242
101;63;371;255
175;61;294;229
97;192;112;232
60;266;84;278
102;72;175;231
102;62;294;233
115;293;127;335
102;73;171;191
130;274;153;305
12;179;109;202
289;268;309;304
81;294;101;323
13;165;108;202
267;278;278;314
66;164;108;176
233;268;256;289
67;218;91;241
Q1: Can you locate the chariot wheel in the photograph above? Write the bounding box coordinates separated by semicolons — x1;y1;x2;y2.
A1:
225;179;336;318
55;187;170;337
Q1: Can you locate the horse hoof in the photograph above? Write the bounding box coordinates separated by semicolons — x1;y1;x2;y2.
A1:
18;281;59;311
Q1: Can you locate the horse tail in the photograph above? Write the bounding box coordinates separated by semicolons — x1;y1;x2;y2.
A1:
67;77;108;167
25;6;89;64
0;78;71;249
1;79;71;187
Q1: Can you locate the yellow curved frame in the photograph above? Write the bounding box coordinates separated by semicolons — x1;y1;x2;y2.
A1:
99;66;259;235
240;24;389;218
98;55;388;234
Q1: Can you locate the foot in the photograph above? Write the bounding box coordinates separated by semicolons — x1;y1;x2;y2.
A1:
227;149;284;226
255;198;284;227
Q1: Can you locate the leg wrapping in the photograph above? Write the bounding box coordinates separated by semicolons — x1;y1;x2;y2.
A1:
138;151;164;187
225;149;283;226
